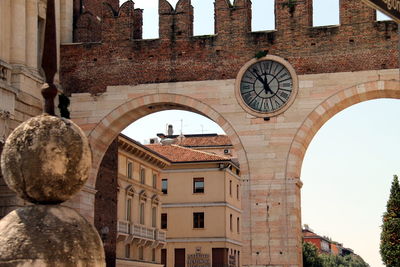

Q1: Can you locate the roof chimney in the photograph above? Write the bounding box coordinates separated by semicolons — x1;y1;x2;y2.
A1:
167;124;173;136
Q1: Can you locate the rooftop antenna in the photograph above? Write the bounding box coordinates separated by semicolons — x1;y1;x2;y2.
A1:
180;119;183;135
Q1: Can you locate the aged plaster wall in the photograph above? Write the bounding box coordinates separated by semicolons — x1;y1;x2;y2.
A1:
68;68;399;266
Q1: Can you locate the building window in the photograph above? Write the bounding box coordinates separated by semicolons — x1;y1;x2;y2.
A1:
126;198;132;221
229;180;232;196
140;203;145;225
140;167;146;184
125;244;130;258
237;217;240;233
193;177;204;193
321;240;330;252
152;207;157;228
162;179;168;194
161;213;167;229
139;246;144;260
236;185;240;200
127;161;133;179
152;174;157;188
152;248;156;262
193;212;204;229
230;214;233;231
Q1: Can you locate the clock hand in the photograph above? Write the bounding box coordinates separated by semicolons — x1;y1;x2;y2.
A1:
250;69;266;84
263;77;274;94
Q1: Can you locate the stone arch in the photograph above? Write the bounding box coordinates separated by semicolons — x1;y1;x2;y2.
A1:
86;93;249;188
286;80;400;180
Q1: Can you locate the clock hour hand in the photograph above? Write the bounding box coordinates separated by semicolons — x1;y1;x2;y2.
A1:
263;77;274;94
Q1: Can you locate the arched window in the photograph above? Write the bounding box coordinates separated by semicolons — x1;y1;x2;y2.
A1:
140;167;146;184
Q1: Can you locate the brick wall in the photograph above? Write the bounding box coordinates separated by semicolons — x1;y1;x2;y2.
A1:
62;0;398;95
81;0;119;19
94;139;118;267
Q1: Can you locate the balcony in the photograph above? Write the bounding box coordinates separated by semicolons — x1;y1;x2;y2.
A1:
117;221;166;248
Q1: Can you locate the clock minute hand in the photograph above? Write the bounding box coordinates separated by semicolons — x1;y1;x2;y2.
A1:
250;69;265;84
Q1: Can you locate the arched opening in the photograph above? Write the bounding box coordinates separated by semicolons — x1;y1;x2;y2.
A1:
301;99;400;266
86;93;248;266
286;80;400;267
122;110;225;143
86;93;248;188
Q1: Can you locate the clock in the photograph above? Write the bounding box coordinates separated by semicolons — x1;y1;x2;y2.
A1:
235;55;298;117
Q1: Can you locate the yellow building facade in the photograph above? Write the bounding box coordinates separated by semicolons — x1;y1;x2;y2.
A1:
116;135;170;267
148;144;242;267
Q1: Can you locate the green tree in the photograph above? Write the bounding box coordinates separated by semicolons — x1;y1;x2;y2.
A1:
303;242;323;267
380;175;400;266
303;242;370;267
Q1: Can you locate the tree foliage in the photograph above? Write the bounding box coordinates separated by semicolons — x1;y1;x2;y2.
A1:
380;175;400;266
303;242;323;267
303;242;369;267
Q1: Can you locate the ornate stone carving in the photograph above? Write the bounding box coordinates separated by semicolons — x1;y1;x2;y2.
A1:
0;61;11;85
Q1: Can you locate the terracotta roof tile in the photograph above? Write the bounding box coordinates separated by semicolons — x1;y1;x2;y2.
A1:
146;144;230;163
176;135;232;147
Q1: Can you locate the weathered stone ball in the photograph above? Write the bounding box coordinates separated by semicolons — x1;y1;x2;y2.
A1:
0;114;91;204
0;205;105;266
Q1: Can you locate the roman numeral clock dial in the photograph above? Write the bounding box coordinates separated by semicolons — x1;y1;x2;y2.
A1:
235;55;298;118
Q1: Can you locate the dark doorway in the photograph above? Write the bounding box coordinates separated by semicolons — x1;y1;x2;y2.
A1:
174;248;185;267
212;248;228;267
161;248;167;267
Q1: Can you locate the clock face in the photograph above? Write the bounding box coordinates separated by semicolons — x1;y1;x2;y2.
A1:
240;60;293;113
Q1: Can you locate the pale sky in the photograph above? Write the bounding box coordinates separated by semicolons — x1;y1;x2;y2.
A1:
120;1;394;266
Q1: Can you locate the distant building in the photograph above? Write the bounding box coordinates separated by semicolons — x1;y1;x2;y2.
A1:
116;135;170;267
302;226;331;254
147;143;242;267
157;125;236;159
302;224;354;257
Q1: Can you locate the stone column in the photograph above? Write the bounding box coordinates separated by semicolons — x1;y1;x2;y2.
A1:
0;0;11;62
60;0;73;43
10;0;26;65
26;0;38;70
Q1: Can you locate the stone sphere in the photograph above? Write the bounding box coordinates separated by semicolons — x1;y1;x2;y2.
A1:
0;114;91;204
0;205;105;266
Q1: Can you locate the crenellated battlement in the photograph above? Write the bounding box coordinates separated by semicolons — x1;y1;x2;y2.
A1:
63;0;398;95
74;0;143;42
159;0;194;39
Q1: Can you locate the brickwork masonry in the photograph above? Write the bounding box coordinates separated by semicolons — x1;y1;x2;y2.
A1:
62;0;398;95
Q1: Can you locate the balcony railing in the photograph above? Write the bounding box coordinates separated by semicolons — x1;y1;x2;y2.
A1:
117;221;167;247
118;221;130;234
156;230;166;242
132;223;155;240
